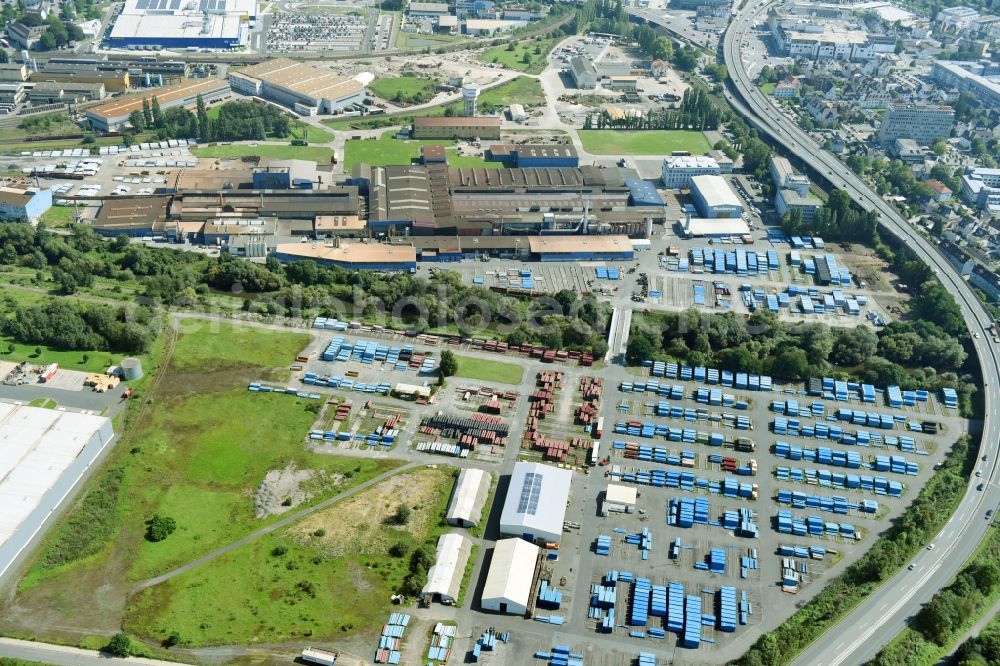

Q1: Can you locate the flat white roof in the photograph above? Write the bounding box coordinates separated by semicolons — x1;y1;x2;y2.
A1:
0;403;113;577
482;537;539;608
663;155;718;170
499;462;572;540
605;483;637;505
691;175;742;209
685;217;751;236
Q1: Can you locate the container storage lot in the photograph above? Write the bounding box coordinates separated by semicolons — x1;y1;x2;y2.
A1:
575;360;966;651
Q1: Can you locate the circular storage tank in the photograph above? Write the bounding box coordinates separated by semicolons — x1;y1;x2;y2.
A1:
120;357;143;381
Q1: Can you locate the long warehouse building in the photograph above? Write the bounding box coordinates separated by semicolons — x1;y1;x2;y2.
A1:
85;78;231;131
480;537;540;615
446;468;491;528
499;461;572;545
0;403;115;582
229;58;366;115
421;532;473;605
108;0;256;50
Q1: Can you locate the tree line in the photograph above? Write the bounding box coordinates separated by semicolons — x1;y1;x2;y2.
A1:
0;297;160;354
0;224;611;356
583;87;725;131
781;189;879;244
127;98;291;144
626;307;971;401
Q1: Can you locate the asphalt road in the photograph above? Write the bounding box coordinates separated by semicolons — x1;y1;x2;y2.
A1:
707;3;1000;664
0;637;183;666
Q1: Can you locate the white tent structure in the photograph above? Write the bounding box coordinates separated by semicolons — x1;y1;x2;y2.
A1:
499;462;572;544
480;537;540;615
446;468;491;528
421;532;473;605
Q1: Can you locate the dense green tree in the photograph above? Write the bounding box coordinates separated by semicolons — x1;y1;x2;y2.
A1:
439;350;458;377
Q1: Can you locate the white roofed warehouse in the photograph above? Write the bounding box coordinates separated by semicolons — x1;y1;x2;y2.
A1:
480;537;540;615
690;175;744;219
421;532;473;605
229;58;367;115
499;461;572;545
446;468;491;528
0;404;115;582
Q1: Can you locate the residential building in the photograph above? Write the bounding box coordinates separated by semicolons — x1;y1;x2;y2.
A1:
650;59;670;78
877;103;954;146
769;14;896;60
926;179;953;201
936;6;980;33
661;155;720;188
962;167;1000;214
932;60;1000;109
891;138;927;164
690;175;743;218
771;78;800;99
0;186;51;221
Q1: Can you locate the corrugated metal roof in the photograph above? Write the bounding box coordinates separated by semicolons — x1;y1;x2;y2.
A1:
481;538;540;609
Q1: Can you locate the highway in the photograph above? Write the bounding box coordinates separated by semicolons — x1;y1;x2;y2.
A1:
715;3;1000;664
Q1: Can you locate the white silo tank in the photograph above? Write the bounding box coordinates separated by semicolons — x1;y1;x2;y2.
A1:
461;83;480;117
120;357;143;381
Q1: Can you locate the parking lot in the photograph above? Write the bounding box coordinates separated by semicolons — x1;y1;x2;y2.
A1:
266;8;391;53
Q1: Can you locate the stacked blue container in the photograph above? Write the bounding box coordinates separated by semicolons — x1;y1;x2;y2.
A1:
682;595;702;648
595;535;612;556
630;578;651;626
718;587;738;632
667;583;685;632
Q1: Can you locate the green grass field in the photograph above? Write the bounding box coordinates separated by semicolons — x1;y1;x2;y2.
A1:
369;75;439;104
125;467;455;647
20;321;400;593
759;82;775;96
324;76;544;131
0;337;128;375
578;130;712;155
480;36;561;75
191;144;334;162
38;205;79;228
343;136;452;169
453;355;524;385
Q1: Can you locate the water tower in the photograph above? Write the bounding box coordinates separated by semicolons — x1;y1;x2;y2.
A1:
462;83;480;117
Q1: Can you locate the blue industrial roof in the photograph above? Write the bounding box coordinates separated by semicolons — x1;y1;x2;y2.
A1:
626;179;664;206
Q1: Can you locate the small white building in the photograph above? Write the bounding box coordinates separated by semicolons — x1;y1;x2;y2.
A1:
601;483;637;515
499;462;572;544
480;537;540;615
421;532;473;605
446;468;491;528
508;103;527;122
